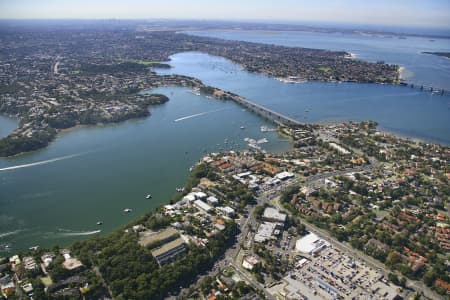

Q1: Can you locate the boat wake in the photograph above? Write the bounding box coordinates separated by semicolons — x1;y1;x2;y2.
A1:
174;108;226;122
0;230;21;239
57;229;102;237
0;153;83;172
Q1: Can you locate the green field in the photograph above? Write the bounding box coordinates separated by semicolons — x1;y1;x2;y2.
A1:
318;66;332;72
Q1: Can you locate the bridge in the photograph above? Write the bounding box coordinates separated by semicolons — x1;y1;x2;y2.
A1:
231;95;303;127
404;83;450;96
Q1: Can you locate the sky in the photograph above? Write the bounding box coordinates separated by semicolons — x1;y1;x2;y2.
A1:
0;0;449;29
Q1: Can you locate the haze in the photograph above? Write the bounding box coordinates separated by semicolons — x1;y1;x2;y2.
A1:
0;0;449;29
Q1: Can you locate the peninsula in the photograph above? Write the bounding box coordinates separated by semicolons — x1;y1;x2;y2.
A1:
0;23;400;157
422;51;450;59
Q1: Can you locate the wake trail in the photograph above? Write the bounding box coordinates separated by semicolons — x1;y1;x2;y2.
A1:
58;230;102;236
174;108;226;122
0;153;83;172
0;230;22;238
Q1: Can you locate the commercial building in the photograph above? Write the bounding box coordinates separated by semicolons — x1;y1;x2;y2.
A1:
275;171;295;181
254;222;278;243
263;207;287;224
151;238;187;267
194;199;213;213
295;233;329;256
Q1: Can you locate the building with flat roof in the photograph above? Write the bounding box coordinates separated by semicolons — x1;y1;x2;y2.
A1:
207;196;219;206
242;255;260;270
275;171;295;181
254;222;278;243
295;233;329;255
371;281;402;300
151;238;187;267
194;199;213;213
263;207;287;224
220;206;235;218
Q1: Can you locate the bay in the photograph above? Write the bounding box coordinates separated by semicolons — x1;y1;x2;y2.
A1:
0;87;291;253
0;115;17;138
186;30;450;90
157;52;450;145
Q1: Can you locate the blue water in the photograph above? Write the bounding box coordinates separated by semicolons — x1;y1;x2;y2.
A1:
0;116;17;138
158;52;450;145
0;87;291;253
185;30;450;90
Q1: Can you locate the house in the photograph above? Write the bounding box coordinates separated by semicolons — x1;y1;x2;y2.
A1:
242;255;260;270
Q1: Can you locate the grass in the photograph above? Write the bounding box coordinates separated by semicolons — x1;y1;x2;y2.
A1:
318;66;332;73
117;59;164;65
40;276;53;287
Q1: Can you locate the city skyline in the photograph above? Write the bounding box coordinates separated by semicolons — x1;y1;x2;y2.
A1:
0;0;449;29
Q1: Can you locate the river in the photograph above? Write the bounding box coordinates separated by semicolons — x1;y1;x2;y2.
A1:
185;30;450;90
0;87;291;253
157;52;450;145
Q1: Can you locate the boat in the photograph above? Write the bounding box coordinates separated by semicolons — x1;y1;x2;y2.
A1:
240;126;245;129
188;87;201;96
176;187;185;192
189;166;194;172
29;246;39;251
123;208;132;213
146;194;152;199
97;221;103;225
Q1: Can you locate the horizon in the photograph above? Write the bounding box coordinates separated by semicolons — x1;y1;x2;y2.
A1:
0;0;449;30
1;18;449;38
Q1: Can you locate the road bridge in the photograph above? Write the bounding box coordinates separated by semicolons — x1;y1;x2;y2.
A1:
232;95;304;127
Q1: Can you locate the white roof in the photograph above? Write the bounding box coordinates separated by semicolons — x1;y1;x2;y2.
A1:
275;171;295;180
296;233;320;253
254;222;277;242
195;192;207;199
263;207;287;222
194;199;213;212
183;194;196;202
237;171;252;178
221;206;235;214
207;196;219;203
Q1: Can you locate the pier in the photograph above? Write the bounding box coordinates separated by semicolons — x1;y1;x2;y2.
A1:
232;95;303;127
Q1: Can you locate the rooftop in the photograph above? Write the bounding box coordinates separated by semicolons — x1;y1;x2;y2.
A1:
151;237;186;257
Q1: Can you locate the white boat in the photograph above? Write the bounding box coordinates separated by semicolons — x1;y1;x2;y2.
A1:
123;208;132;213
176;187;185;192
29;246;39;251
146;194;152;199
240;126;245;129
97;221;103;225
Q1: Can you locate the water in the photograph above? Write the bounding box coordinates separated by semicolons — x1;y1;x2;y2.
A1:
158;52;450;145
186;30;450;90
0;87;291;252
0;116;17;138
